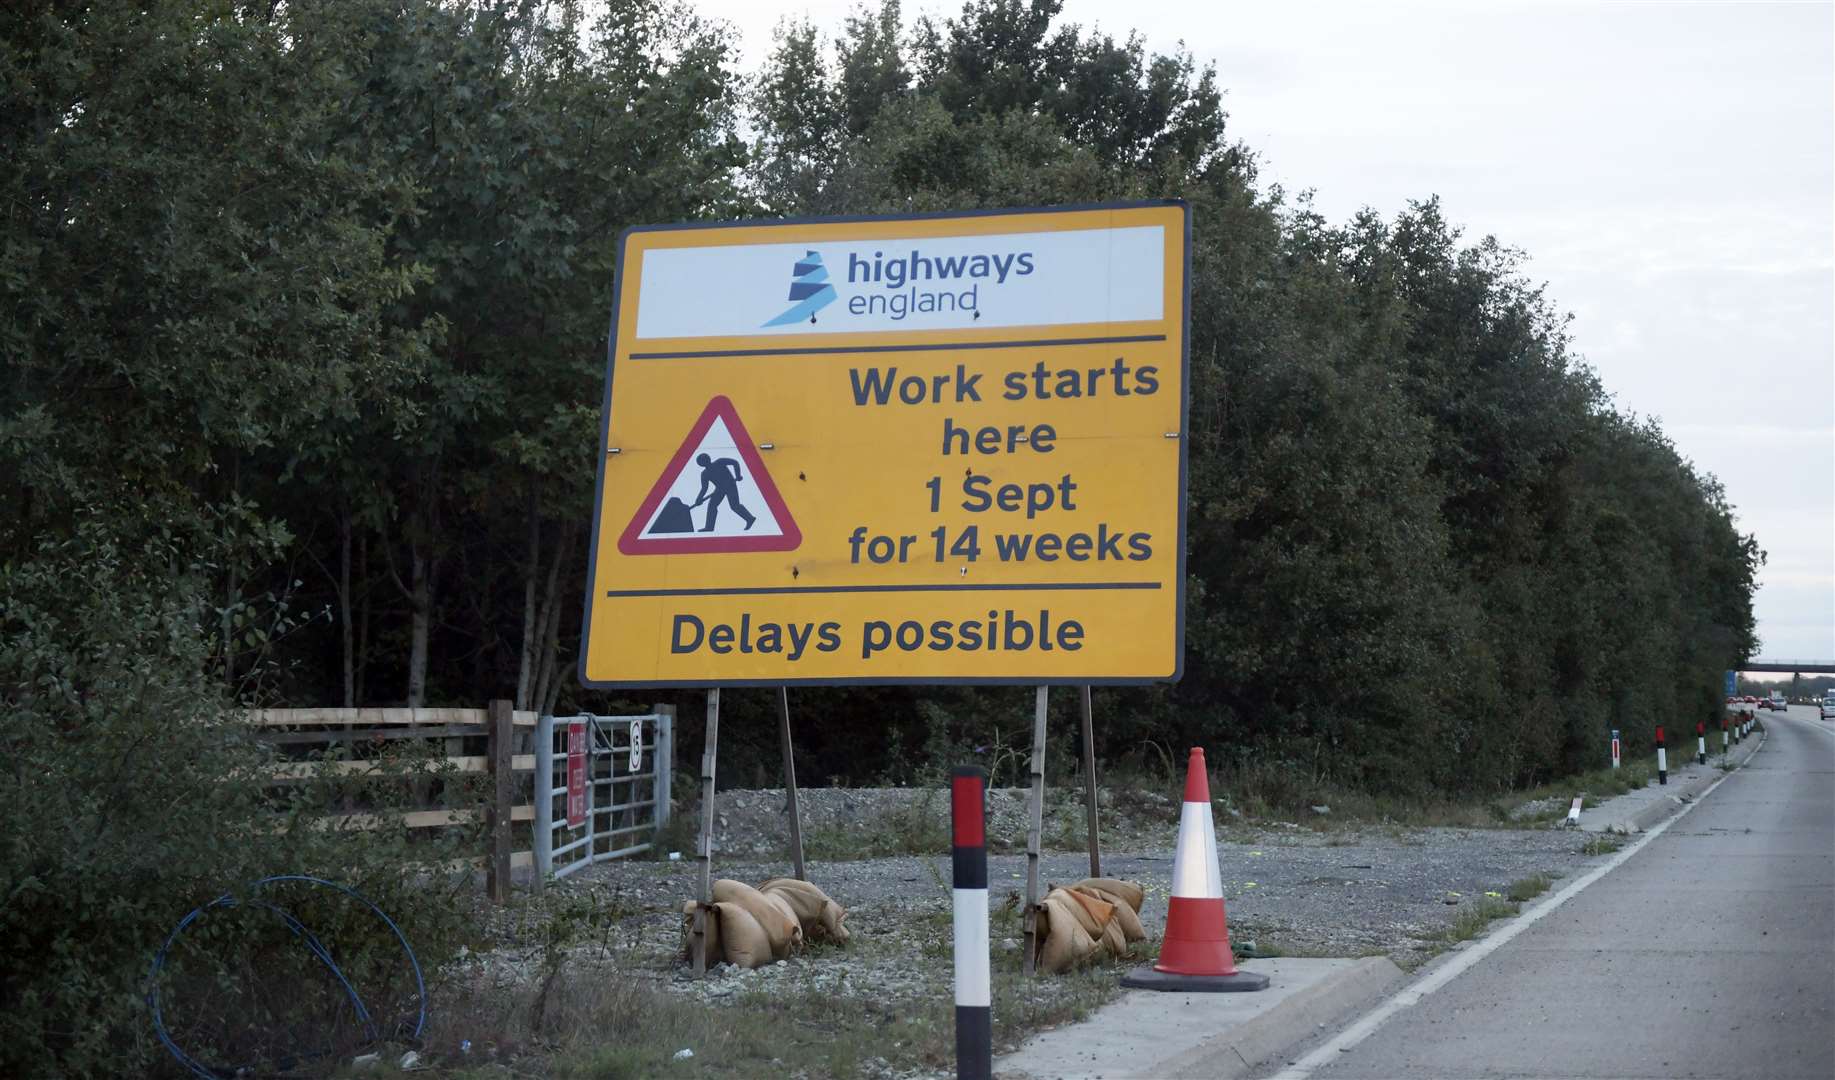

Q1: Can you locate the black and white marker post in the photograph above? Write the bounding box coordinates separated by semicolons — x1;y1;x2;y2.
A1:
1722;714;1729;755
1656;725;1668;785
951;766;991;1080
1697;720;1707;765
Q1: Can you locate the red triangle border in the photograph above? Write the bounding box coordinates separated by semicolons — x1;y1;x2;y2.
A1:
616;395;803;555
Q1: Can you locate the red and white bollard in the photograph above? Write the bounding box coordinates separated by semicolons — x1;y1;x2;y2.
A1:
1122;748;1269;992
1611;729;1621;770
950;767;990;1080
1656;725;1667;785
1721;714;1729;754
1697;720;1706;766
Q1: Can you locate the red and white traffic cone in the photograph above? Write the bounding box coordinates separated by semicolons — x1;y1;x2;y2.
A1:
1122;748;1269;992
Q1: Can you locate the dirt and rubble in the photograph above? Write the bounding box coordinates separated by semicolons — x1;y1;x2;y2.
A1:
473;785;1598;992
438;784;1613;1078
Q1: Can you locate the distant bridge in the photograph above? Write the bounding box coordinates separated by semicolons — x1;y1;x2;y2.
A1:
1742;659;1835;675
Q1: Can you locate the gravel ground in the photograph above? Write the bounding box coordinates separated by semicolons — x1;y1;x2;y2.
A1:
497;786;1598;986
433;773;1666;1070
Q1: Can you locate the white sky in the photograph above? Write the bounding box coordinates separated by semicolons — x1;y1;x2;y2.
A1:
694;0;1835;661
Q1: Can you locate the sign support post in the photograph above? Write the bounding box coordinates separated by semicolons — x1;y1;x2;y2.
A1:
1022;686;1048;977
693;688;720;977
1080;685;1101;878
778;687;806;881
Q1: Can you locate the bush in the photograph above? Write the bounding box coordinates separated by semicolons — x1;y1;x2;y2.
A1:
0;525;473;1077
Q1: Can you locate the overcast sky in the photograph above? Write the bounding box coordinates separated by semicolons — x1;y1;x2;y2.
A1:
695;0;1835;663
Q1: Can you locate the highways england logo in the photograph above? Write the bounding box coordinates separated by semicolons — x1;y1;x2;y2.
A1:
763;250;838;326
762;245;1038;328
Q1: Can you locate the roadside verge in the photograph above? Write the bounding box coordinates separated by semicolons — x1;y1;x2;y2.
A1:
995;956;1404;1080
1578;723;1766;835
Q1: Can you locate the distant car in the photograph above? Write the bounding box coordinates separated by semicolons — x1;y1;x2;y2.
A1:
1821;696;1835;721
1744;695;1759;705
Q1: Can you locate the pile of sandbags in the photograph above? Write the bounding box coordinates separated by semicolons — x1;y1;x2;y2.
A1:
680;877;849;969
1033;877;1147;974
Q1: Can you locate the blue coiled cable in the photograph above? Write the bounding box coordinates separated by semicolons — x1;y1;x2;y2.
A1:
145;875;426;1079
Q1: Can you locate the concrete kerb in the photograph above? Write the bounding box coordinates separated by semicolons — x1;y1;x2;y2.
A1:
1580;723;1766;835
995;956;1404;1080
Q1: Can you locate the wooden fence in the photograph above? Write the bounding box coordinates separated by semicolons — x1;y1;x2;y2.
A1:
247;702;541;902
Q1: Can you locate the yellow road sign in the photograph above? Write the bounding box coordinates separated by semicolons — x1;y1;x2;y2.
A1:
580;202;1189;686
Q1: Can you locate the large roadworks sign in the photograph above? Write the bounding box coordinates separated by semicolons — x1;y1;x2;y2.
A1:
579;202;1189;687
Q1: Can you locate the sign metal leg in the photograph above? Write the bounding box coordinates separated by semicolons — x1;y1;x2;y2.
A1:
778;687;806;881
1080;685;1100;879
1022;686;1048;977
694;688;719;977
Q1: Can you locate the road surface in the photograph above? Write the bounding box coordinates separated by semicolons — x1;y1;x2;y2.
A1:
1262;703;1835;1079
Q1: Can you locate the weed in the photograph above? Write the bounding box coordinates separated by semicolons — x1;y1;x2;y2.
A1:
1506;874;1552;903
1580;835;1622;856
804;789;950;859
1443;896;1518;943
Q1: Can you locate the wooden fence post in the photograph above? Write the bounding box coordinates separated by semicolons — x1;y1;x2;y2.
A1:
486;698;514;903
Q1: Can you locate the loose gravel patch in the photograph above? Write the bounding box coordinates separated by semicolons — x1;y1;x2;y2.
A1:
455;789;1605;1077
556;812;1597;977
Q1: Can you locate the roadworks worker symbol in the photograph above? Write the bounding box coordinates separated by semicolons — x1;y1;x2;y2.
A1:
617;396;801;555
763;250;837;326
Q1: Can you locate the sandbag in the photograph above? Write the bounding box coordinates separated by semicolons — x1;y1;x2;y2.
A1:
1058;887;1115;939
760;890;805;958
713;879;802;959
759;878;851;945
1071;878;1144;913
678;900;774;969
1072;884;1146;943
1035;891;1100;974
1030;877;1153;974
1099;912;1128;956
715;902;773;969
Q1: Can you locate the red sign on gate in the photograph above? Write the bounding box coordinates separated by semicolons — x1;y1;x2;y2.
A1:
566;721;587;827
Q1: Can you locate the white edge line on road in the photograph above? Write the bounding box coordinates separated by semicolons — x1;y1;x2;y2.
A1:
1266;730;1765;1080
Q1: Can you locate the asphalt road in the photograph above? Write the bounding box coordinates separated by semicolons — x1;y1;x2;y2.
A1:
1262;704;1835;1080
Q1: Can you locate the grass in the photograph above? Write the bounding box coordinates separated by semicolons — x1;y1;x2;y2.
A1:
1442;896;1520;944
1101;749;1691;836
1242;938;1387;960
1506;873;1553;903
1579;835;1622;856
348;931;1136;1079
803;787;950;859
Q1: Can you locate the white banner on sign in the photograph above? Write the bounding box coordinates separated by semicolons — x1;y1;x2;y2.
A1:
633;225;1165;339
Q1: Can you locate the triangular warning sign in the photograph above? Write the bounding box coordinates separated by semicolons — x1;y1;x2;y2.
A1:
617;396;802;555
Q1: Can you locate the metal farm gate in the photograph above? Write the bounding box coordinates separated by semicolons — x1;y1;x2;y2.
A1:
533;710;673;884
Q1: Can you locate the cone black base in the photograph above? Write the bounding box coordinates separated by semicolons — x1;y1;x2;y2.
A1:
1121;965;1270;992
